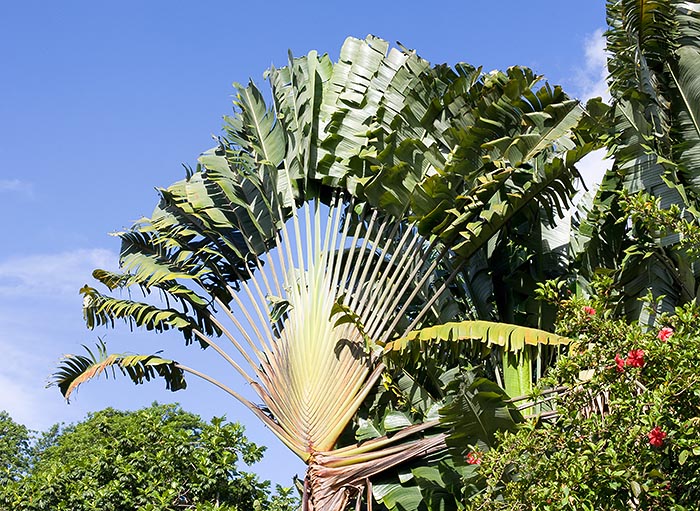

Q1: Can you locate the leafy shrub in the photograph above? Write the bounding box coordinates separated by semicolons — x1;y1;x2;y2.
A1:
1;403;298;511
469;299;700;510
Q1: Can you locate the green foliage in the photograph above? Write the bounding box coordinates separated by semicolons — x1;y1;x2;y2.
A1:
52;340;186;402
441;370;521;452
1;404;298;511
622;191;700;260
574;0;700;323
0;412;32;485
469;299;700;510
387;321;570;354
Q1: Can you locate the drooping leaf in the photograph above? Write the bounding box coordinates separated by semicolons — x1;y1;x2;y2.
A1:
440;369;521;451
385;320;570;354
51;340;186;402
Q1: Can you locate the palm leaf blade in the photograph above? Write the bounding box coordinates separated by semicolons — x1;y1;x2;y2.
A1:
385;320;570;353
51;340;185;402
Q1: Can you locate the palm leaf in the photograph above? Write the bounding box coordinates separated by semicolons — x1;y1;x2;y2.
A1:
51;340;186;402
385;320;570;354
670;43;700;195
440;369;521;450
385;320;569;399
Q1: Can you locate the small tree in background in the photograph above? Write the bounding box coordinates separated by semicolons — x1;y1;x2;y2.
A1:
0;411;32;486
1;403;297;511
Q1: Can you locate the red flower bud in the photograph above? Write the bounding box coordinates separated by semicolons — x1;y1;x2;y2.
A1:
465;451;482;465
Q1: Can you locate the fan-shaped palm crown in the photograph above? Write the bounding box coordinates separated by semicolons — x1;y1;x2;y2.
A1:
55;36;589;511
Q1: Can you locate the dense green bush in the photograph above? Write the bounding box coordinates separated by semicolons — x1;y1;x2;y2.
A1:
469;298;700;510
0;403;298;511
0;411;32;486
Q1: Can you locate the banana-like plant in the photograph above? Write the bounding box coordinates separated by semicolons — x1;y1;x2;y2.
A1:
574;0;700;323
53;37;590;510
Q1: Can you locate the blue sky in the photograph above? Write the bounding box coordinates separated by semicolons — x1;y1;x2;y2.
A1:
0;1;608;486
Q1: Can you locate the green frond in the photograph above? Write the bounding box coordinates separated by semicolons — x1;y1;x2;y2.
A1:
671;42;700;195
385;320;570;353
80;286;218;346
407;68;589;260
440;369;521;450
51;340;185;402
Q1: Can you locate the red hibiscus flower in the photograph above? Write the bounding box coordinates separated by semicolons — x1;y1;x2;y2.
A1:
648;426;667;447
615;353;625;372
657;327;673;342
583;306;596;316
465;451;482;465
626;349;645;368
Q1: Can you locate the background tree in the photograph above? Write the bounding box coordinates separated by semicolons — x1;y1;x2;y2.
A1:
574;0;700;323
0;411;32;486
1;403;296;511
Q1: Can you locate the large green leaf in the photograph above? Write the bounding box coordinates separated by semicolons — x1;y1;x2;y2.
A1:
671;44;700;194
440;369;521;450
51;340;186;402
386;320;569;399
385;320;570;353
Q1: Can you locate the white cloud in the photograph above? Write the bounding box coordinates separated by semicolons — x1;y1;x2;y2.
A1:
0;248;118;297
574;29;612;104
0;341;54;428
0;336;95;431
0;179;33;197
575;148;613;197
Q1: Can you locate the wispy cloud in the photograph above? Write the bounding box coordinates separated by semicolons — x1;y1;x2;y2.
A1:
567;29;613;192
0;179;34;198
576;148;613;192
0;248;119;429
0;248;118;297
0;340;54;428
0;329;94;430
573;29;612;103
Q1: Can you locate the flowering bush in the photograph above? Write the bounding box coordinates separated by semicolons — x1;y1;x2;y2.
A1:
468;300;700;510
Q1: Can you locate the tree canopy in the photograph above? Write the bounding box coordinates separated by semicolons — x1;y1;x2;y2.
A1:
0;411;32;486
1;403;297;511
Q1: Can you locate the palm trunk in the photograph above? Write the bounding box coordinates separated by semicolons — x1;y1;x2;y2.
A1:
302;433;447;511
